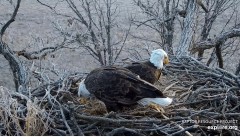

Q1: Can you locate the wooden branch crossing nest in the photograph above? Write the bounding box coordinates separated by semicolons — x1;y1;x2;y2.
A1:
0;56;239;136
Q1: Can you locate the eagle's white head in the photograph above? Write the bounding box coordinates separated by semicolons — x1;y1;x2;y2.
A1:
78;79;91;97
150;49;169;69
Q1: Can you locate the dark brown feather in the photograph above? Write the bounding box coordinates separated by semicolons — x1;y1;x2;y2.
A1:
84;66;165;111
125;61;162;84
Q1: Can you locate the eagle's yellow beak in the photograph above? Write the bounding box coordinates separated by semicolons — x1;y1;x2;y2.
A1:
163;56;169;64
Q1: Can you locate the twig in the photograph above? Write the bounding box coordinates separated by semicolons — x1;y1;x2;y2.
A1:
1;0;21;36
69;103;84;136
106;126;144;136
75;114;185;125
83;111;115;131
163;82;178;93
56;100;73;135
50;128;66;136
161;113;193;136
170;125;199;136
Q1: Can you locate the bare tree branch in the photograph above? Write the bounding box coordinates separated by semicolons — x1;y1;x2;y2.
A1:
15;38;67;60
0;0;28;93
132;0;179;55
114;23;132;63
36;0;54;10
0;0;21;37
194;27;240;51
192;0;239;60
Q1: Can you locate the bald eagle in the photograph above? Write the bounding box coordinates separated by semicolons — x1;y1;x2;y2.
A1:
125;49;169;84
78;66;172;111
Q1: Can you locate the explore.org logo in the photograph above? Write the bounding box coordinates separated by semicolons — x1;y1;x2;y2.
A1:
207;125;238;130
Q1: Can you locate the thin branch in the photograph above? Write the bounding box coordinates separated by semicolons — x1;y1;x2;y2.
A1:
195;27;240;51
15;38;67;60
36;0;53;10
0;0;21;37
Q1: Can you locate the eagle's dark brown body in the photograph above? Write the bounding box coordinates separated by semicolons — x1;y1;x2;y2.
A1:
84;66;165;111
125;61;162;84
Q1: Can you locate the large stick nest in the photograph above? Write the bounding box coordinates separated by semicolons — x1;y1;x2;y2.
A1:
0;56;239;136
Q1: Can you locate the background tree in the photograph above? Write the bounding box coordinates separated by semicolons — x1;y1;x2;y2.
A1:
132;0;240;72
0;0;74;92
131;0;179;55
38;0;131;66
192;0;240;69
191;0;240;64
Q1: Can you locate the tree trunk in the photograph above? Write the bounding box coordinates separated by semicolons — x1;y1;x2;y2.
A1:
176;0;197;56
235;61;240;75
106;0;112;65
0;42;28;93
0;0;28;93
215;44;223;68
162;0;175;55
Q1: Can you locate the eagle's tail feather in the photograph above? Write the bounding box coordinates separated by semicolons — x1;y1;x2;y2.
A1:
78;79;91;97
137;97;172;107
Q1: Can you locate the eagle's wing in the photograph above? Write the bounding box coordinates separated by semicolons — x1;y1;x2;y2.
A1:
85;67;165;107
125;62;158;84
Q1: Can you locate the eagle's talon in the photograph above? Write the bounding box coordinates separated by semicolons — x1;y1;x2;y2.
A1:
148;103;165;113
